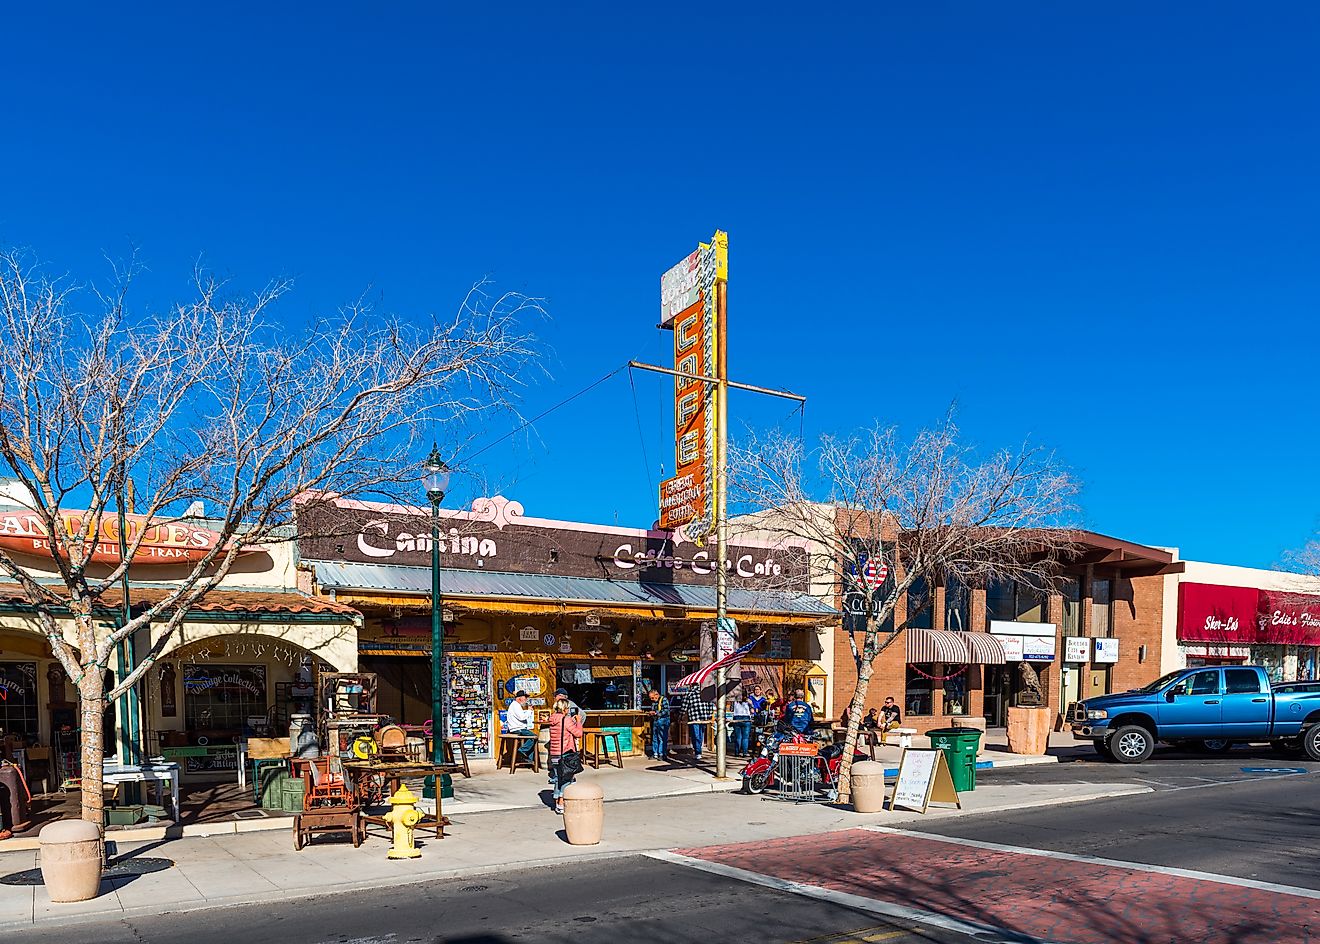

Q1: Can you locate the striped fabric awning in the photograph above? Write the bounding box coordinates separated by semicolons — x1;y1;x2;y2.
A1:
963;632;1008;664
906;629;1007;665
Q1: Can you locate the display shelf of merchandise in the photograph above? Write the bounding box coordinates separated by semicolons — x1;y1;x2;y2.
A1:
445;655;492;759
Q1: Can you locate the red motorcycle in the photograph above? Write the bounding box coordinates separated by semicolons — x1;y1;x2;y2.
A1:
740;731;868;800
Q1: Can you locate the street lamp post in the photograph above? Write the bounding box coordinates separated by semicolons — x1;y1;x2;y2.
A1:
424;444;451;766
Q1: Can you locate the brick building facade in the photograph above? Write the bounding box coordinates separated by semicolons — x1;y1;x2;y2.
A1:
829;530;1180;734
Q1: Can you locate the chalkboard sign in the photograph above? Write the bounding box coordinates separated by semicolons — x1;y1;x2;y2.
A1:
889;748;960;814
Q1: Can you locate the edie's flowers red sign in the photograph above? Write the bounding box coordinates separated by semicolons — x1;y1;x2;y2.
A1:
0;510;231;565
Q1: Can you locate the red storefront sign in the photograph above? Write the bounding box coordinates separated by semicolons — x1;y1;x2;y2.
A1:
1258;590;1320;646
1178;582;1320;646
1177;583;1258;644
0;509;238;565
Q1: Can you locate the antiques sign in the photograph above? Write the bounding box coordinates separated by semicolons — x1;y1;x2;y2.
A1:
0;509;248;566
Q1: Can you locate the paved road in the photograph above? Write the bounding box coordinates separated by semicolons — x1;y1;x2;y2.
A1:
12;755;1320;944
981;742;1320;795
11;855;985;944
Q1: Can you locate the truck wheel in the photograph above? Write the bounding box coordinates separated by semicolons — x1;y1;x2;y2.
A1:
1304;725;1320;763
1111;725;1155;764
1197;738;1232;754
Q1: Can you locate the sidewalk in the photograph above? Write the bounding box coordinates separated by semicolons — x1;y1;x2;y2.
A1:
0;756;1145;931
1;730;1074;851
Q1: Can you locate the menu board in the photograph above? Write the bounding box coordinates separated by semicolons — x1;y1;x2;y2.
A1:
890;748;961;814
445;655;493;759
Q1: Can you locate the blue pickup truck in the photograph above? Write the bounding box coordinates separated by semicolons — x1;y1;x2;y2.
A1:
1070;665;1320;763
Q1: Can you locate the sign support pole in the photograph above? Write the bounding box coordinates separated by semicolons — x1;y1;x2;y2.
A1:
640;232;806;781
714;278;729;780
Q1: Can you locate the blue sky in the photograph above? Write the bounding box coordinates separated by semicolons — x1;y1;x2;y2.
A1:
3;4;1318;567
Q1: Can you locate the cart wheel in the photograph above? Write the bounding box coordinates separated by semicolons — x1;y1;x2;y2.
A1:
352;815;362;848
293;827;303;851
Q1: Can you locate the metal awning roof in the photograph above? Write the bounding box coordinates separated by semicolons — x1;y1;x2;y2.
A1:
309;561;836;618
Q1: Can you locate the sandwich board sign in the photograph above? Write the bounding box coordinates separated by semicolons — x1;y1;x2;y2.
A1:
889;748;961;813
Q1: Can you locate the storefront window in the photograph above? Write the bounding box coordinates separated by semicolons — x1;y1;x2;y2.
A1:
1061;578;1080;635
942;672;968;716
184;664;268;741
1091;579;1112;636
0;662;39;741
907;576;933;629
1251;646;1286;683
905;664;934;716
986;579;1047;624
945;578;968;631
558;661;634;709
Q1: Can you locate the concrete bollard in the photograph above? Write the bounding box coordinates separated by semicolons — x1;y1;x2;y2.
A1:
39;819;104;902
849;760;888;814
561;780;604;845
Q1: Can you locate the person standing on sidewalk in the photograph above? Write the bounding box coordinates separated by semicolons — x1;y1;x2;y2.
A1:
679;685;714;761
646;688;671;760
546;694;584;814
730;693;753;757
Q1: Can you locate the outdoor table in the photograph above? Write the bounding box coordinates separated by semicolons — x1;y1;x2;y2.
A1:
102;761;181;819
342;760;450;839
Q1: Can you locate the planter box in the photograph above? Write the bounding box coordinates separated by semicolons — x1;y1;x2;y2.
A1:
1006;706;1051;755
104;805;144;827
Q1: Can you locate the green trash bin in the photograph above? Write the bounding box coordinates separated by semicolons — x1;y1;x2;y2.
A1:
926;728;981;793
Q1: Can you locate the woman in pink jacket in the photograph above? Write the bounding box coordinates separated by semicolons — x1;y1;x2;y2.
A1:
546;694;584;814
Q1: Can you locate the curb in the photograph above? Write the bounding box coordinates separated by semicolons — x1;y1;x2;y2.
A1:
0;781;1153;933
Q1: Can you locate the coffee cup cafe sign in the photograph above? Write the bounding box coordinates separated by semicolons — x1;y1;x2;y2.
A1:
297;501;810;592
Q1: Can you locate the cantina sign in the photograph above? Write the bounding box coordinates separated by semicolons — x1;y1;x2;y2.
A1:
298;501;810;593
0;510;238;565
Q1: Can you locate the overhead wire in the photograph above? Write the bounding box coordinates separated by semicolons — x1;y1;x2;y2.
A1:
457;363;628;465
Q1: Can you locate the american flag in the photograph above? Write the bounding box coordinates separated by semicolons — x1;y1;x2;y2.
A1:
673;635;763;689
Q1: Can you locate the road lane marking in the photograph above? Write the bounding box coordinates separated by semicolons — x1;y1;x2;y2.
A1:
646;849;1060;944
793;926;915;943
864;826;1320;901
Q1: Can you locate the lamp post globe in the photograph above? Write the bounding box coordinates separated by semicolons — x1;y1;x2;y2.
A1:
424;443;450;766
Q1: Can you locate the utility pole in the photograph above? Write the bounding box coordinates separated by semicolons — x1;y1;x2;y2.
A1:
631;244;803;780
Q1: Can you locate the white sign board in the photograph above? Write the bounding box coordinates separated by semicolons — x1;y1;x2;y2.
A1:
1000;635;1025;661
889;748;961;814
1064;637;1090;663
1023;634;1056;662
990;620;1057;638
1094;638;1120;664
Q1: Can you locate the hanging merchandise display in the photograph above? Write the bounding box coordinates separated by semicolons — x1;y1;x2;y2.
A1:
445;655;493;759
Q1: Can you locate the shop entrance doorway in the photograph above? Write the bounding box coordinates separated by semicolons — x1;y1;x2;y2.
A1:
983;665;1009;727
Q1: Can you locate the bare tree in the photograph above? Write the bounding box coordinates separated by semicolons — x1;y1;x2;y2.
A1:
731;415;1078;801
0;248;540;824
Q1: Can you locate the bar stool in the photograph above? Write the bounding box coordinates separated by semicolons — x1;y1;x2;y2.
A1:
586;731;623;769
497;734;539;774
444;736;472;778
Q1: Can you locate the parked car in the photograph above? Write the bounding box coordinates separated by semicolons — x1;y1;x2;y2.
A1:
1070;665;1320;763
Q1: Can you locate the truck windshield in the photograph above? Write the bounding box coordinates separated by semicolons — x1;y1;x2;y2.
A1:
1134;671;1185;694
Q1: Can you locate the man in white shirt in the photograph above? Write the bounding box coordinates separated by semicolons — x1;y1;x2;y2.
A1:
505;691;536;764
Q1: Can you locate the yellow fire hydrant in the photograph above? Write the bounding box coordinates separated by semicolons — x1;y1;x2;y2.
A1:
384;784;424;859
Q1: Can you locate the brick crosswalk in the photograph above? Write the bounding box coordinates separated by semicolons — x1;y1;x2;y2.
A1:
669;828;1320;944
